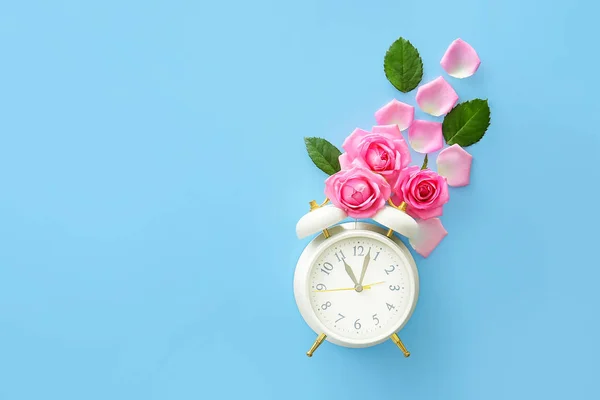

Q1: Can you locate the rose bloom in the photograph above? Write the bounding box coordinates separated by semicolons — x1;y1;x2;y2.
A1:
339;125;411;188
394;166;449;219
325;164;391;219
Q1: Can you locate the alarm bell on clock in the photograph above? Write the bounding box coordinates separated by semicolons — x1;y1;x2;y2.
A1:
293;198;420;358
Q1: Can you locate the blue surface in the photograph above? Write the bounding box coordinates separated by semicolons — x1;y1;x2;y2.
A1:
1;1;599;399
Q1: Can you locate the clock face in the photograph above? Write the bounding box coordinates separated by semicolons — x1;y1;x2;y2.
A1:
308;233;415;342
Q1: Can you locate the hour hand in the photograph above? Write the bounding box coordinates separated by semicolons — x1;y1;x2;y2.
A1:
343;259;359;286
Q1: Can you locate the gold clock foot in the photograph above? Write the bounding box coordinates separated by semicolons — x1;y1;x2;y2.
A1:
386;228;394;238
306;333;327;357
390;333;410;357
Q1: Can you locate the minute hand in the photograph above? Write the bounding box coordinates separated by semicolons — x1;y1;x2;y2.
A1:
358;249;371;285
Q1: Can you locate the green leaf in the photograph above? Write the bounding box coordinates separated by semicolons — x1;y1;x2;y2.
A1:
304;137;342;175
383;37;424;93
442;99;491;147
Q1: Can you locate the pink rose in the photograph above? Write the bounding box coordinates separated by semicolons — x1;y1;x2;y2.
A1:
325;164;391;219
339;125;411;188
394;166;449;220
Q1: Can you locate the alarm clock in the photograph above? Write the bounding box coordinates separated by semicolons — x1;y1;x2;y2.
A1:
294;199;420;358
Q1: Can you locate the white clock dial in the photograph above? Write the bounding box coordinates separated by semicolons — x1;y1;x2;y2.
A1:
308;235;414;341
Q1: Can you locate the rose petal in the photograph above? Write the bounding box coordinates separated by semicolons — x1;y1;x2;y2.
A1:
415;76;458;117
436;144;473;187
374;99;415;131
339;152;352;170
409;218;447;258
440;38;481;79
407;120;444;153
341;128;371;159
371;124;402;138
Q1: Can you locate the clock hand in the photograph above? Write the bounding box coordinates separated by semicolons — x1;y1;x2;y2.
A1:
342;259;359;286
313;286;361;293
312;281;385;292
362;281;385;289
358;248;371;286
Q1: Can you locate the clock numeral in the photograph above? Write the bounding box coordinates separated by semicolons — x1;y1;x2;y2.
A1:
386;303;395;311
320;262;334;275
354;319;361;330
321;301;331;310
353;245;364;256
372;314;379;325
384;265;395;275
334;250;346;262
335;313;345;323
374;251;381;261
315;283;326;291
389;285;401;291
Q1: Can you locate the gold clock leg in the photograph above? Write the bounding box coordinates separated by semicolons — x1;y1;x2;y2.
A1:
306;333;327;357
385;200;408;238
309;199;331;239
390;333;410;357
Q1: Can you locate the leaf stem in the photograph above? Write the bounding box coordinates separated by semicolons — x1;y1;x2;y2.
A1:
421;154;428;170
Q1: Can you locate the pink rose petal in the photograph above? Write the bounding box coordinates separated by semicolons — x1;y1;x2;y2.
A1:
415;76;458;117
371;124;402;137
341;128;372;159
374;99;415;131
441;38;481;79
339;152;352;170
407;120;443;154
436;144;473;187
409;218;447;258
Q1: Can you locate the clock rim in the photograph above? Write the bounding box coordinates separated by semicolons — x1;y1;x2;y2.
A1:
293;222;419;349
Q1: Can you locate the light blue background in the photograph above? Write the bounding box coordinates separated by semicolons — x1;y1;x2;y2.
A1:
1;1;599;399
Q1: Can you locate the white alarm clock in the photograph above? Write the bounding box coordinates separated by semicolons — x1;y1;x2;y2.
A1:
294;199;420;358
